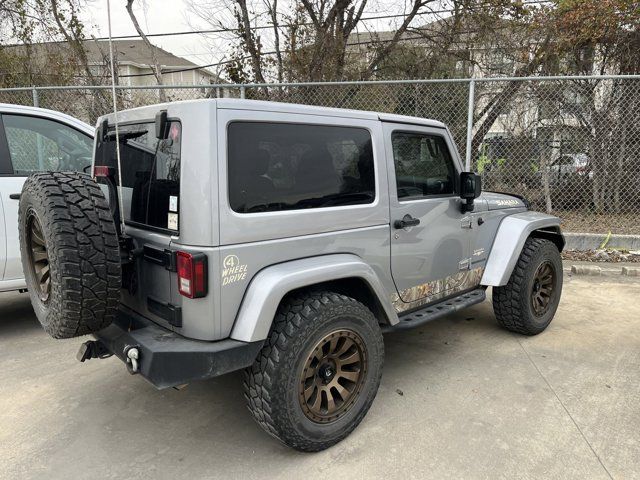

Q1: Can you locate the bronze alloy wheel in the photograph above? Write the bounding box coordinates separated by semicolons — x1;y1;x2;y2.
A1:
299;329;368;424
26;210;51;303
531;260;555;316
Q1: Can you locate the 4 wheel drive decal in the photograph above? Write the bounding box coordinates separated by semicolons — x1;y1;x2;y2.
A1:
222;254;248;286
391;267;485;313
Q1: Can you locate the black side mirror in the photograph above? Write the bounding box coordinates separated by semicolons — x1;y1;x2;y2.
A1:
460;172;482;213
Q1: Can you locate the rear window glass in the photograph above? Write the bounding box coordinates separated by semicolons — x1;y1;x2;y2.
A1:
227;122;375;213
94;121;181;232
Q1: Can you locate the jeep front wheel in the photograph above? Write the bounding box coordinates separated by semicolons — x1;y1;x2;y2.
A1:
244;291;384;452
492;237;563;335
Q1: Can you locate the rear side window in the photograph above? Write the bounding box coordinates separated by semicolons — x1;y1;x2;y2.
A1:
94;121;181;232
392;132;456;199
3;114;93;174
227;122;375;213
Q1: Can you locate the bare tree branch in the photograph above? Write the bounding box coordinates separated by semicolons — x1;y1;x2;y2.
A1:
471;33;552;155
263;0;283;82
126;0;166;102
235;0;268;87
361;0;431;80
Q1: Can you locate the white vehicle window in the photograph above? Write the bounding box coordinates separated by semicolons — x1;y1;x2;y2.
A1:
3;114;93;175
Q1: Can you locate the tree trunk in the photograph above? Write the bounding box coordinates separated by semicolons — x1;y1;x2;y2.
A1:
126;0;166;102
268;0;284;85
235;0;269;97
470;35;552;161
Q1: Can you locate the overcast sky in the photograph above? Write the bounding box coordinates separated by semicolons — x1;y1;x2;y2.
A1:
83;0;218;66
82;0;444;74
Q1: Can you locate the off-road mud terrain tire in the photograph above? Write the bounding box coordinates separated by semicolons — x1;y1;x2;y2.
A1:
493;237;562;335
19;172;121;339
244;291;384;452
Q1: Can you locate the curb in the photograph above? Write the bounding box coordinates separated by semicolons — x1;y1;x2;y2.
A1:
564;232;640;251
570;265;601;276
622;267;640;277
568;263;640;277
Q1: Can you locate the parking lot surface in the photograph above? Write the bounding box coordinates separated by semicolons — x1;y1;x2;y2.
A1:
1;272;638;479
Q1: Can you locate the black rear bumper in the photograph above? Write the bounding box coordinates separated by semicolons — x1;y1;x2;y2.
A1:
88;306;263;389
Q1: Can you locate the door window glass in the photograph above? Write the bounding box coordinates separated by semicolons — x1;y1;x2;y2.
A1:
392;132;456;199
3;114;93;174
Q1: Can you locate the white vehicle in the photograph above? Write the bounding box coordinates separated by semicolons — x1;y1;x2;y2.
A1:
0;104;94;293
543;153;592;184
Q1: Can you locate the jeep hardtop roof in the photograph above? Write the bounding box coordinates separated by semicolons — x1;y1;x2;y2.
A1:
97;98;447;130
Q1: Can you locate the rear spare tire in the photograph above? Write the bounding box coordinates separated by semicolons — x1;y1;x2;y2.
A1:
18;172;121;339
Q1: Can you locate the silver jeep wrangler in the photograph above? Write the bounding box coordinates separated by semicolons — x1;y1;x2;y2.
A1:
18;99;564;451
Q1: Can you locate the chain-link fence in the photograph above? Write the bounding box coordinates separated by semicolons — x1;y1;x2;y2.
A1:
1;75;639;235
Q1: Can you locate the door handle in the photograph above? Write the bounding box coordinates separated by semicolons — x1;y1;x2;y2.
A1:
394;214;420;229
9;193;21;200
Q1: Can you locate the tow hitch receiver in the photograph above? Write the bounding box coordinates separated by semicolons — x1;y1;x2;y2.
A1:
77;340;113;362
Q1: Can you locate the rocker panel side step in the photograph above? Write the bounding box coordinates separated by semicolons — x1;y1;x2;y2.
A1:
382;288;486;332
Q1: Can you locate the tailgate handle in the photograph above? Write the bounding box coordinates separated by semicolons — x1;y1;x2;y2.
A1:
9;193;21;200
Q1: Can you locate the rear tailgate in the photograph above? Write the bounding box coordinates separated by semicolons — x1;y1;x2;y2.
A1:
94;119;182;330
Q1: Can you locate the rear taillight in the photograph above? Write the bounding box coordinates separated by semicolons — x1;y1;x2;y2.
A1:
93;165;113;178
176;251;207;298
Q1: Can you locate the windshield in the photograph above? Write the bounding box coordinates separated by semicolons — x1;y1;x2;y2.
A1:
94;121;182;232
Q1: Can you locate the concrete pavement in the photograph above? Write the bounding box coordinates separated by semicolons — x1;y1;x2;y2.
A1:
0;273;638;479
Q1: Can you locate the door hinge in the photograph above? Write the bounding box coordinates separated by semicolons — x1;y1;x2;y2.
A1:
143;245;176;272
458;258;471;270
147;297;182;327
461;216;472;229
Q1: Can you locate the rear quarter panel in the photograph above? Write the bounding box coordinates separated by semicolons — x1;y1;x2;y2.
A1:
213;108;393;339
217;226;393;339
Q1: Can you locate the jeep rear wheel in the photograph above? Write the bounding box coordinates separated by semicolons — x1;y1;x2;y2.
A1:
492;237;563;335
244;291;384;452
19;172;121;339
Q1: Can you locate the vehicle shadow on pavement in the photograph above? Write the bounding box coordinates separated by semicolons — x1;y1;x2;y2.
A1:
0;292;40;335
95;300;504;458
0;289;506;463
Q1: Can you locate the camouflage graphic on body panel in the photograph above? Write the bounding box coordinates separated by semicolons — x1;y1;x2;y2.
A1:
391;267;485;313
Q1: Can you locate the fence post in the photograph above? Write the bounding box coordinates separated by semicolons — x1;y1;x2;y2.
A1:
32;86;39;107
240;86;246;99
465;78;475;171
